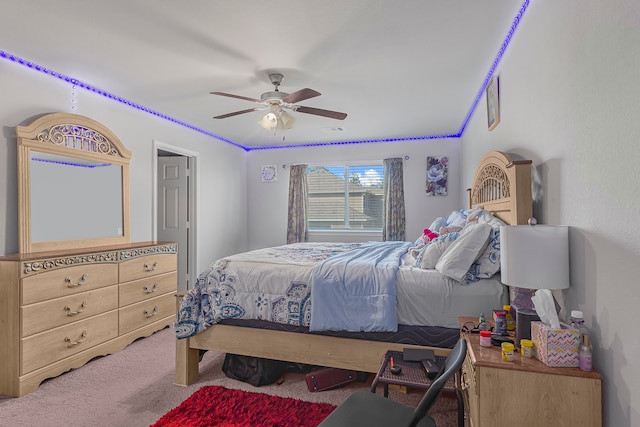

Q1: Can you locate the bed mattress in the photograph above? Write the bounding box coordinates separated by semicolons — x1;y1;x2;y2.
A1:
176;242;508;339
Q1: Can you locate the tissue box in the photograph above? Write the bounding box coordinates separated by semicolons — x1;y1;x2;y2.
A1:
531;321;580;367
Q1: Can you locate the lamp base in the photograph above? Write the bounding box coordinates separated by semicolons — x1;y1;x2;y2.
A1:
509;287;537;311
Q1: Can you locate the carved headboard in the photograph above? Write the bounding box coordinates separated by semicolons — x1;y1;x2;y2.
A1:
467;151;532;225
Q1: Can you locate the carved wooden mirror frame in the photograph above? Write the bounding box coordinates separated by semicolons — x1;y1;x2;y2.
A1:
17;112;132;253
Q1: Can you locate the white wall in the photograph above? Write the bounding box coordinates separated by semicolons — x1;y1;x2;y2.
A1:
0;59;248;276
461;2;640;426
3;3;637;423
246;139;462;250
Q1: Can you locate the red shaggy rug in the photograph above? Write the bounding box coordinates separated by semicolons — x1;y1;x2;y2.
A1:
150;386;337;427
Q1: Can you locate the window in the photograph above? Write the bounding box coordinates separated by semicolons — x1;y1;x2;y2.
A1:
306;163;384;231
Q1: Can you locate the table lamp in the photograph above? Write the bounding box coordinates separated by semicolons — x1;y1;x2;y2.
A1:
500;223;570;342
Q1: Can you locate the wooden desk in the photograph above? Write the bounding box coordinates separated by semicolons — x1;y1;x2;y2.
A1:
458;316;602;427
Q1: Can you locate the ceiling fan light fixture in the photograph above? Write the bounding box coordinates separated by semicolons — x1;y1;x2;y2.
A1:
278;111;296;130
258;112;278;130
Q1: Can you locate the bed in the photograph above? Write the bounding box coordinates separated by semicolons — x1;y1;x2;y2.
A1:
174;151;533;386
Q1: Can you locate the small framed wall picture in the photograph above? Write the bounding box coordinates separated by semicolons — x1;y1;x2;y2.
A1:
426;156;448;196
486;75;500;131
261;164;277;182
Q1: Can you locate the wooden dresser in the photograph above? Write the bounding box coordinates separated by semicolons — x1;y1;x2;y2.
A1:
0;241;177;397
458;316;602;427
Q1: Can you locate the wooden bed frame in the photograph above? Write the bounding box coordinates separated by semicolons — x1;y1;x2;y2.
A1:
175;151;532;386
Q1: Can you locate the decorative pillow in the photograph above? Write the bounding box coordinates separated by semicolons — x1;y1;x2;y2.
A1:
428;216;448;233
435;223;492;283
446;210;467;228
413;232;459;268
419;238;456;269
474;210;507;279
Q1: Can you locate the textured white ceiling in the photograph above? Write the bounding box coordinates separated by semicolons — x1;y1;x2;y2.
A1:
0;0;527;149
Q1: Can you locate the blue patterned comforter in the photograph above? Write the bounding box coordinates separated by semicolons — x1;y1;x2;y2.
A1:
175;241;409;339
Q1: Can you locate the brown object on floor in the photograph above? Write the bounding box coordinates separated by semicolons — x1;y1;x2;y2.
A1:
306;367;358;392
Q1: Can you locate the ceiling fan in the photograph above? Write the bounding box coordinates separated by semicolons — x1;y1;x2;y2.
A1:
211;73;347;132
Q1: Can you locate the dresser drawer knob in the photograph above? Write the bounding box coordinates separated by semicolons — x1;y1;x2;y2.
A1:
65;273;88;288
64;330;87;347
143;283;158;294
144;305;159;318
143;262;158;272
461;370;469;391
64;300;87;316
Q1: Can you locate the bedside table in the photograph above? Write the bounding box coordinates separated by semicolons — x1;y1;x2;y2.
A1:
458;316;602;427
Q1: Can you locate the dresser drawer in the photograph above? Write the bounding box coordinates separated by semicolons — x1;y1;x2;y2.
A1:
461;354;479;427
119;293;175;335
119;271;177;306
22;286;118;337
21;310;118;374
119;254;176;282
21;263;118;305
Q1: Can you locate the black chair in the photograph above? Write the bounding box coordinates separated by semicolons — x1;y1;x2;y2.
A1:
318;338;467;427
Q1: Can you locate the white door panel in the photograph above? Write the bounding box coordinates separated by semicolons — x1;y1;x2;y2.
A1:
158;156;189;291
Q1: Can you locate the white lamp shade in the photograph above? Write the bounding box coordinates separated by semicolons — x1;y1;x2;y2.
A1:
500;225;570;290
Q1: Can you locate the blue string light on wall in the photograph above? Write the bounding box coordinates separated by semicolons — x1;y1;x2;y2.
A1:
0;0;529;151
31;157;112;168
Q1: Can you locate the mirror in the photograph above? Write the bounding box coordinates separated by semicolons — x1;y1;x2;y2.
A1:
17;113;131;253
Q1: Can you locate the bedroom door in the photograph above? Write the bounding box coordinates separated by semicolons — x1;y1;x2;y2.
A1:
157;156;190;291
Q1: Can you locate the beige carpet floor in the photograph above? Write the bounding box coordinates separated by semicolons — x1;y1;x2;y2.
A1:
0;326;459;427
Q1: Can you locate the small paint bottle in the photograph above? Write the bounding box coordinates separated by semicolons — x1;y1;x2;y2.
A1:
501;342;514;362
479;330;492;347
520;339;534;358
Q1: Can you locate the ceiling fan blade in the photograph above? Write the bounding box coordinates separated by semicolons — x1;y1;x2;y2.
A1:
282;88;321;104
213;108;260;119
294;106;347;120
210;91;262;103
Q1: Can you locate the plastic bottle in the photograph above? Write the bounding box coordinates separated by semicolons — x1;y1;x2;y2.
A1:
570;310;584;329
570;310;589;341
579;335;593;372
479;330;492;347
501;342;514;361
478;312;488;331
503;304;515;331
520;339;534;358
495;311;507;336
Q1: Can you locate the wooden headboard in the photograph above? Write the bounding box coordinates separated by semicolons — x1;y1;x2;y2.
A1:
467;151;532;225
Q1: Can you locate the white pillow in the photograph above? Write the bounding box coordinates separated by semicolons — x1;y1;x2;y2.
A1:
413;232;459;268
474;210;507;279
419;238;456;269
435;223;492;282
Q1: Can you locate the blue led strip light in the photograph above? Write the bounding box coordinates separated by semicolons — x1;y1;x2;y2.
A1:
0;50;248;151
457;0;530;135
31;157;112;168
0;0;528;151
248;133;460;151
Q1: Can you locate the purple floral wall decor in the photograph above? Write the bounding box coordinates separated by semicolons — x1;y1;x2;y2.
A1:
426;156;448;196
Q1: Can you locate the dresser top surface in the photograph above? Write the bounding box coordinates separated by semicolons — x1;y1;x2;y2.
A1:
0;241;176;262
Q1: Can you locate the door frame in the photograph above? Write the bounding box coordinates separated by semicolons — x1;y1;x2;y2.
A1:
152;139;199;290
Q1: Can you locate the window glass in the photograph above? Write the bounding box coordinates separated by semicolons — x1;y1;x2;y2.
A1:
307;164;384;231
